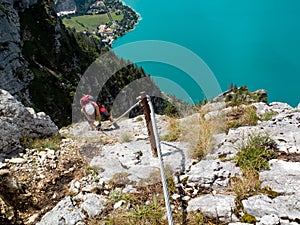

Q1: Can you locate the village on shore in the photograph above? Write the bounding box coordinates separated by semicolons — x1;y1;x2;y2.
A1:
57;0;139;47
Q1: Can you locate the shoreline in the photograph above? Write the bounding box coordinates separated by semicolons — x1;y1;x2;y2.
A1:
112;0;142;46
119;0;142;21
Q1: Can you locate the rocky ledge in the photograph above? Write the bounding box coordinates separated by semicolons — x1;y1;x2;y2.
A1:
0;89;58;158
0;91;300;224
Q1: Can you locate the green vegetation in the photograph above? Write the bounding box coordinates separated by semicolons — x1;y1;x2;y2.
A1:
164;101;179;117
240;212;257;223
29;134;62;151
125;196;166;224
97;168;221;225
234;133;278;173
19;0;155;127
62;13;123;32
225;105;259;133
261;110;279;121
229;133;279;222
225;85;267;106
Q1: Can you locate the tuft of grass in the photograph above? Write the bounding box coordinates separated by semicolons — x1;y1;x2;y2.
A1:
191;114;214;159
29;134;62;151
185;211;227;225
240;212;257;223
186;111;224;160
119;133;132;143
101;182;168;225
125;196;166;225
225;105;259;133
234;133;278;173
261;110;278;121
109;188;127;204
229;133;278;222
230;169;261;210
179;106;225;160
161;117;182;142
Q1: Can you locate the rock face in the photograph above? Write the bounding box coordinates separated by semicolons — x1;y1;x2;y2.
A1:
0;0;35;103
0;0;97;126
0;89;58;159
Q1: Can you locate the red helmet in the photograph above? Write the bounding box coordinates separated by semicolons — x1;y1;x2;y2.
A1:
80;95;93;106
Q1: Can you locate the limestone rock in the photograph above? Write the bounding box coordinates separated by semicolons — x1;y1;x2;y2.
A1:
36;196;85;225
187;194;238;222
186;160;241;190
0;89;58;159
242;194;300;222
257;214;280;225
260;160;300;195
90;139;191;183
11;99;300;224
79;193;106;219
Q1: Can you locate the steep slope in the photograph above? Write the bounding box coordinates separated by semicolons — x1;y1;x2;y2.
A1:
0;0;100;126
0;0;159;127
2;95;300;224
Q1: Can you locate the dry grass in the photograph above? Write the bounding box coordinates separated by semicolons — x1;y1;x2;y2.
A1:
230;169;261;202
119;133;133;143
161;117;182;142
225;105;259;133
181;109;225;160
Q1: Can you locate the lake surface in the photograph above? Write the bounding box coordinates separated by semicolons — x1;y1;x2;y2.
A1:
113;0;300;106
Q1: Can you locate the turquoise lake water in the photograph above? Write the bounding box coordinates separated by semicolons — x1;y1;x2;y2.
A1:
113;0;300;106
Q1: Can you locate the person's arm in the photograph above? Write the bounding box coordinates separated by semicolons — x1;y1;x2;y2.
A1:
94;104;102;124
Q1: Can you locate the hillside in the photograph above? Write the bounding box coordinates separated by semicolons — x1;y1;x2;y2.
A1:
1;89;299;224
0;0;152;127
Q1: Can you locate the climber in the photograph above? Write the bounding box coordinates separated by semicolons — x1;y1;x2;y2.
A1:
80;95;116;130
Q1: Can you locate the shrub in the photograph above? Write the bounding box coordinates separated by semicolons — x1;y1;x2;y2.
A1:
234;134;278;173
165;101;179;117
225;85;267;106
